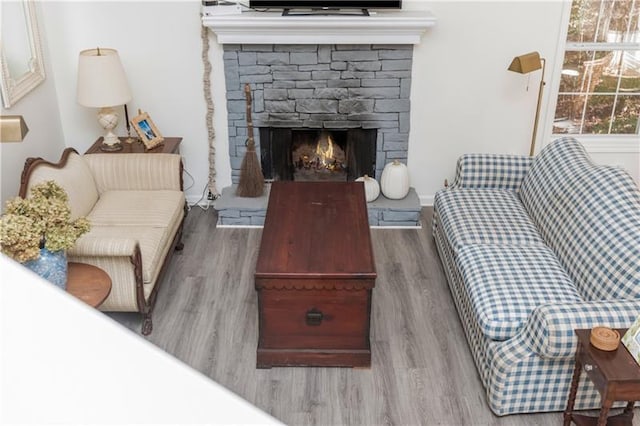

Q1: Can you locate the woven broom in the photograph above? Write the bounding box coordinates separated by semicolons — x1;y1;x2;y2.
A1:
236;83;264;198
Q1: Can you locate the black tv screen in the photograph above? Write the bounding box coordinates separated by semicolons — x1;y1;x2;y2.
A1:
249;1;402;9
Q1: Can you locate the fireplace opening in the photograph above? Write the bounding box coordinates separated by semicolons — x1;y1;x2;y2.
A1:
292;130;347;181
260;128;376;182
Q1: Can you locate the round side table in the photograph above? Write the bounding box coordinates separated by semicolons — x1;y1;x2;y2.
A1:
66;262;112;308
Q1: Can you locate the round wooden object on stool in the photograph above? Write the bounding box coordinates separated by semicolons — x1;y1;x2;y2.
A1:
66;262;112;308
590;326;620;351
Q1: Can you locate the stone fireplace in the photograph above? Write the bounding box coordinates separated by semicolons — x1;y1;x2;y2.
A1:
223;44;413;183
203;10;436;227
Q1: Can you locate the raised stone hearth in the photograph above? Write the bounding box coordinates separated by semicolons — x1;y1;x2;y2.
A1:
205;11;433;228
215;184;422;228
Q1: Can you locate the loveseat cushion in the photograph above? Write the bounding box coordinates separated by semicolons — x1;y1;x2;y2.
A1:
457;244;583;341
88;190;185;228
86;189;185;299
25;152;99;219
434;188;545;253
519;138;640;300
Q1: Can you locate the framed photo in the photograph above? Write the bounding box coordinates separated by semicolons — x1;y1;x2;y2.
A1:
622;316;640;364
130;111;164;149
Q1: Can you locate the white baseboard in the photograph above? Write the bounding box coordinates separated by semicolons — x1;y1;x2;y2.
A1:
216;224;263;229
186;194;212;206
371;223;422;230
217;224;424;229
419;194;434;206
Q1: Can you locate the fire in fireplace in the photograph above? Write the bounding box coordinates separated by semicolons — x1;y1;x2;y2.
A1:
259;127;376;182
292;130;347;181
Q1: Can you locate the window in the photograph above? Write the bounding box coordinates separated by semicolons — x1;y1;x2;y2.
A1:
553;0;640;135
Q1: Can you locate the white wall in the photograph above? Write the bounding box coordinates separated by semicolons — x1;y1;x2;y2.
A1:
40;0;638;205
42;1;230;204
0;2;66;206
0;255;279;425
406;0;571;203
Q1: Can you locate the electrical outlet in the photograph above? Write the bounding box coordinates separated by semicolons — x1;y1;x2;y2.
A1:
207;191;215;201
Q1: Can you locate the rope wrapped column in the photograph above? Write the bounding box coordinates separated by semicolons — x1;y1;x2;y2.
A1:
201;25;219;198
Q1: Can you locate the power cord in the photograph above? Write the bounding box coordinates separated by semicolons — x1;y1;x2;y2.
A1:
192;183;217;211
181;155;196;192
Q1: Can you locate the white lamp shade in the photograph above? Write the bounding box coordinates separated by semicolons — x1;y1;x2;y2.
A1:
77;48;132;108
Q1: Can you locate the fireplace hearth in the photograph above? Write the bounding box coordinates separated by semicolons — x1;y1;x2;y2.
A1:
215;43;421;228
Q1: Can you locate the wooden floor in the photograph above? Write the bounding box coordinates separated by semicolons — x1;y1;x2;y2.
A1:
109;207;639;425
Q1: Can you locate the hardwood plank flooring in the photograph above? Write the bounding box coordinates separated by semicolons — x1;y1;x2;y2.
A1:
108;207;639;425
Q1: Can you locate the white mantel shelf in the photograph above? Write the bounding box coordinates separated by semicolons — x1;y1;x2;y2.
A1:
202;10;436;45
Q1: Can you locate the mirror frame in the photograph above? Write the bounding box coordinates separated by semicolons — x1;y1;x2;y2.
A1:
0;0;46;109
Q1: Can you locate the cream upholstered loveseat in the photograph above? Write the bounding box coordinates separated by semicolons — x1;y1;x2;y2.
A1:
20;148;186;335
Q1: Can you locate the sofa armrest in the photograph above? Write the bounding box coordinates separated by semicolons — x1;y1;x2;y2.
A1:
68;237;144;313
83;153;182;193
449;154;533;191
519;299;640;359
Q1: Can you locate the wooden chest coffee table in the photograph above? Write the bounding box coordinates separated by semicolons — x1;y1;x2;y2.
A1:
255;181;376;368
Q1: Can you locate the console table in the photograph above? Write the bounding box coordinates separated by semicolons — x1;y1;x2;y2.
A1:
564;328;640;426
85;137;182;154
255;181;376;368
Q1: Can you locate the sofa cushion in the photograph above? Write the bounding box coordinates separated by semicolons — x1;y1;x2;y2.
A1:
520;138;640;300
434;188;545;253
457;244;583;341
26;152;99;219
88;190;185;228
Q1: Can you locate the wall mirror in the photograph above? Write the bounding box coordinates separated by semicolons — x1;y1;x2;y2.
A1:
0;0;45;108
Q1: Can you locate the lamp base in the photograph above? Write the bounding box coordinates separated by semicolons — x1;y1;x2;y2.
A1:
97;107;123;152
100;141;123;152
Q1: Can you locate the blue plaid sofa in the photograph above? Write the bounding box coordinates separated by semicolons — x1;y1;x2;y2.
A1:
432;137;640;415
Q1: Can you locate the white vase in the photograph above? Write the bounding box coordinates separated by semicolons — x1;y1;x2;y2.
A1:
380;160;410;200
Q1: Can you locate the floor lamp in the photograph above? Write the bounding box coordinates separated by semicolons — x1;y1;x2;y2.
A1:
508;51;546;156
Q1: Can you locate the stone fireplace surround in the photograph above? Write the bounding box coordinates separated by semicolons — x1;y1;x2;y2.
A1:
205;11;436;227
223;43;413;183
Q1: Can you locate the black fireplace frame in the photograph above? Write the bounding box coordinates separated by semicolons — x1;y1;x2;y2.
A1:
259;127;377;182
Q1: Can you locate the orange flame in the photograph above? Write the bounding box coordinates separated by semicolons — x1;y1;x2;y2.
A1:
315;134;335;167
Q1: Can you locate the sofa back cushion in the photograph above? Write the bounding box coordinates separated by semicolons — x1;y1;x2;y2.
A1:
25;151;99;219
519;137;640;300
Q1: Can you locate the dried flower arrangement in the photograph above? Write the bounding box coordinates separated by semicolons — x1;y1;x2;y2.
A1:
0;181;91;263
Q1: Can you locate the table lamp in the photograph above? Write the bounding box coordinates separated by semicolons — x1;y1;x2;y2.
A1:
77;48;132;151
508;51;546;156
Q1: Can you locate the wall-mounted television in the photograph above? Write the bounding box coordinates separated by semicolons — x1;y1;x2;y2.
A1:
249;1;402;10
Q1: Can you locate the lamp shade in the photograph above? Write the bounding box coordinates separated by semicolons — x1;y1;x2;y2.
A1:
508;51;542;74
77;48;132;107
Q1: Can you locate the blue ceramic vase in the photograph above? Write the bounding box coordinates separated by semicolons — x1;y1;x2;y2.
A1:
24;248;68;290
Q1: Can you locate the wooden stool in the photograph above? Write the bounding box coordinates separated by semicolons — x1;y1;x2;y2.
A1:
564;328;640;426
66;262;112;308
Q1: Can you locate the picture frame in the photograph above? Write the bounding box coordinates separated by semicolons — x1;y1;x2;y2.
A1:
130;111;164;149
622;315;640;364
